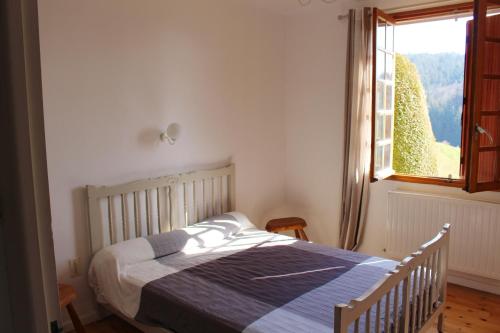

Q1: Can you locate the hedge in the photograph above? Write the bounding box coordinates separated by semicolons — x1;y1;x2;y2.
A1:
393;54;438;176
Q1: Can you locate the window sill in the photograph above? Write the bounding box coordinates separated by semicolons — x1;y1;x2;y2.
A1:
385;174;464;188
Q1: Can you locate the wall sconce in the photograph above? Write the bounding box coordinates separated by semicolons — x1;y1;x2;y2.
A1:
160;123;180;145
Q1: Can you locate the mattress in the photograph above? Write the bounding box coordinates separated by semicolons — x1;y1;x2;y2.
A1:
89;213;399;333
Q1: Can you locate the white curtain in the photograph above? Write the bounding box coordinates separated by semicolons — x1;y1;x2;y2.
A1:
339;8;373;251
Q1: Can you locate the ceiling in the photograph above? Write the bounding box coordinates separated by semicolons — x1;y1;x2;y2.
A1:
251;0;307;15
251;0;344;16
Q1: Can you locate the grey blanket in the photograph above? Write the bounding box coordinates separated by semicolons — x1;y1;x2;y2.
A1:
135;234;398;333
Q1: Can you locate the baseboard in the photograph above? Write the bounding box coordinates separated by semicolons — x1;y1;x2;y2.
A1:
103;304;170;333
62;308;104;332
448;270;500;295
63;303;167;333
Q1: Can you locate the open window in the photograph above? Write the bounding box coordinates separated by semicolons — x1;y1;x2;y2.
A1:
370;0;500;193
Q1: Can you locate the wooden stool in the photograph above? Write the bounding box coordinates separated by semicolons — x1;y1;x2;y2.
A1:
58;283;86;333
265;217;309;241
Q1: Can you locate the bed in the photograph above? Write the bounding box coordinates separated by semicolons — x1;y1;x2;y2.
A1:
86;164;450;333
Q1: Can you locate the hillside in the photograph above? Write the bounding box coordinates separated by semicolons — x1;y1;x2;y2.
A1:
406;53;465;147
435;142;461;178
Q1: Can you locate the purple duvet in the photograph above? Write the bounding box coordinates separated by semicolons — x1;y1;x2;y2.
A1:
135;230;398;333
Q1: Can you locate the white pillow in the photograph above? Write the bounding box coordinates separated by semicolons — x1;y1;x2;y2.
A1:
90;211;255;270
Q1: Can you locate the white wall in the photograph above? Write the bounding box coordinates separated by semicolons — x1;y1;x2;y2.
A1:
283;0;353;246
38;0;286;324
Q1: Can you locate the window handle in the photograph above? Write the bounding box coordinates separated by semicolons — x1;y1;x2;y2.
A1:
476;124;494;145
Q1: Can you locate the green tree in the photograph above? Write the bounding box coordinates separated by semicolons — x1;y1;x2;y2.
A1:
393;54;438;176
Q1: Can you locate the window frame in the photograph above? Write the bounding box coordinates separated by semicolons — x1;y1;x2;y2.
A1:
372;3;474;187
371;8;397;182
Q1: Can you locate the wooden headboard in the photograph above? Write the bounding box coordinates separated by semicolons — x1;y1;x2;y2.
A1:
86;164;235;254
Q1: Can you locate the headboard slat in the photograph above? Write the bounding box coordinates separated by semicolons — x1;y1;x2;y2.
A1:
211;177;217;215
219;176;223;215
166;186;172;232
202;179;207;219
121;194;129;241
133;192;140;238
87;164;235;254
107;196;116;244
229;172;235;213
182;182;188;227
193;181;198;223
156;187;162;234
145;189;152;236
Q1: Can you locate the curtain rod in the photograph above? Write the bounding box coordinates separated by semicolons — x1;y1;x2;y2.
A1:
337;0;470;20
383;0;470;13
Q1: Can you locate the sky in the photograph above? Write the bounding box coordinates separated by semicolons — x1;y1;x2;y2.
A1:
395;17;472;54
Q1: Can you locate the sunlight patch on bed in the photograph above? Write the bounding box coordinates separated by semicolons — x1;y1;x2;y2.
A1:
251;266;346;280
211;244;259;253
212;219;240;227
356;259;395;267
258;238;298;247
184;227;210;235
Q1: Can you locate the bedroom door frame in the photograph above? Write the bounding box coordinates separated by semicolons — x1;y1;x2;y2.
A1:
0;0;60;332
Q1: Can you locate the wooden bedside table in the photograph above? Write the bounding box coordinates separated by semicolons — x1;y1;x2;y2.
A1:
265;217;309;241
58;283;86;333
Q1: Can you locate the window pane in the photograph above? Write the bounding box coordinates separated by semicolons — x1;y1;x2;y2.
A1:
375;145;383;171
377;51;385;80
385;54;394;81
385;84;393;111
385;114;393;139
376;114;384;141
384;144;392;169
386;24;394;52
377;19;386;50
377;81;385;110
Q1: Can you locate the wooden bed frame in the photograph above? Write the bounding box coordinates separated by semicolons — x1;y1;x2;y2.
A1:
86;164;450;333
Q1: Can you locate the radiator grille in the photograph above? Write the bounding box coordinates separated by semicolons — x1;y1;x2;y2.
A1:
387;190;500;280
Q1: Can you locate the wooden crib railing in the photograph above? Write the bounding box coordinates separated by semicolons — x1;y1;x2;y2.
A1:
334;224;450;333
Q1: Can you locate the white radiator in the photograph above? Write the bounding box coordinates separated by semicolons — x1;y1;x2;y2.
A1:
387;190;500;280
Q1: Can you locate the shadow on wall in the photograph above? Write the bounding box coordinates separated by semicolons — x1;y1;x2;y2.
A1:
71;187;91;279
274;199;340;247
137;127;164;148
